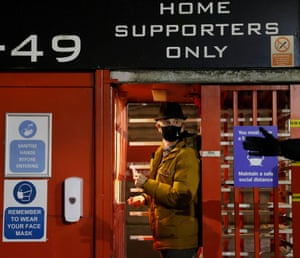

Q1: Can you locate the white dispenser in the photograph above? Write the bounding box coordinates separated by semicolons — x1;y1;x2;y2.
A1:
64;177;83;222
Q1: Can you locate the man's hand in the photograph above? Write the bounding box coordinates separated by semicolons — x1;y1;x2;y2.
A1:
134;173;148;188
243;127;281;156
127;195;145;208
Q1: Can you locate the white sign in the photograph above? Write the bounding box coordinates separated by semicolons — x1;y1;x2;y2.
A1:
5;113;52;177
3;180;48;242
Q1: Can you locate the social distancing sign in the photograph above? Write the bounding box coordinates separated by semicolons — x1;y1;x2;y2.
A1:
233;126;278;188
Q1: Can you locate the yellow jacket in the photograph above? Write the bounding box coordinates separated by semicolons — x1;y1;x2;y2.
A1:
143;140;200;250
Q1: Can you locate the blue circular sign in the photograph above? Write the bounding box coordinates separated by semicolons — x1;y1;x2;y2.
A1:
13;181;36;204
19;120;37;138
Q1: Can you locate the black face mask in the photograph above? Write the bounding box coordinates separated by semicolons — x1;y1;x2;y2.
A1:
161;126;181;142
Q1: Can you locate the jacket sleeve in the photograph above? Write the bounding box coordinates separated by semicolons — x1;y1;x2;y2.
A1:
280;139;300;161
143;148;199;209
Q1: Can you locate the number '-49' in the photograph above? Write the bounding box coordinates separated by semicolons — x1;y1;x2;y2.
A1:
11;34;81;63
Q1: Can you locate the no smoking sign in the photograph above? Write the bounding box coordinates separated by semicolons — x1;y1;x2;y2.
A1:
271;35;294;67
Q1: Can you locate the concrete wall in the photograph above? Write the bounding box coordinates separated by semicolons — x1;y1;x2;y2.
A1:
111;69;300;84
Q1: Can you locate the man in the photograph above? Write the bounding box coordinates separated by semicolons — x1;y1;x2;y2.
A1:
128;102;200;258
243;127;300;161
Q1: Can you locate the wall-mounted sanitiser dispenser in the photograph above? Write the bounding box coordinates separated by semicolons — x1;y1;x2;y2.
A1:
64;177;83;222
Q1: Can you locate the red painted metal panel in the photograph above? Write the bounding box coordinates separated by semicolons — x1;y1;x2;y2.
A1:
94;70;115;258
0;73;95;258
201;86;222;258
0;72;94;87
127;146;158;163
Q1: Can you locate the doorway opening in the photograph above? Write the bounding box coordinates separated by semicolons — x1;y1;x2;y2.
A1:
113;83;293;258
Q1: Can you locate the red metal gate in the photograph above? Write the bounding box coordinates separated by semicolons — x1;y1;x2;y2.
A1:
201;85;294;257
